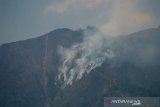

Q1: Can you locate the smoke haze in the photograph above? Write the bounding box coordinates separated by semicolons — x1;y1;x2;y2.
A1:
57;28;114;88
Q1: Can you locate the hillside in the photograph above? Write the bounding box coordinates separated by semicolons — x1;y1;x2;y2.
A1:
0;26;160;107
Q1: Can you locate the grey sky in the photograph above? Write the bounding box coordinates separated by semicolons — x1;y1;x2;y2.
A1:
0;0;160;45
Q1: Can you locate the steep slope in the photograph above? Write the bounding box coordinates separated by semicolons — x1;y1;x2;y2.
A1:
0;28;83;107
0;26;160;107
52;27;160;107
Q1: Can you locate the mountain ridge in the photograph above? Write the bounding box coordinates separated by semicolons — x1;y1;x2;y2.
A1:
0;26;160;107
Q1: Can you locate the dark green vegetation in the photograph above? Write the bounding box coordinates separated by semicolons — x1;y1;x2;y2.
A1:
0;27;160;107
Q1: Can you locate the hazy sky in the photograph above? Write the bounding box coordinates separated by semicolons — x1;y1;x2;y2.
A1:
0;0;160;44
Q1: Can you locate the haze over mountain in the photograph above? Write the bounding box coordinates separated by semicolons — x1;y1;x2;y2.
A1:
1;0;160;45
0;26;160;107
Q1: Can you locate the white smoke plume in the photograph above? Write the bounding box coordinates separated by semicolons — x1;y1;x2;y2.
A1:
101;0;159;36
57;28;114;88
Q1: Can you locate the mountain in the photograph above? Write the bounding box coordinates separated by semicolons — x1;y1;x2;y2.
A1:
0;26;160;107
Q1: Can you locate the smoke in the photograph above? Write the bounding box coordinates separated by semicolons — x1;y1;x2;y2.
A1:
101;0;159;36
57;28;114;88
54;0;159;88
45;0;160;36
